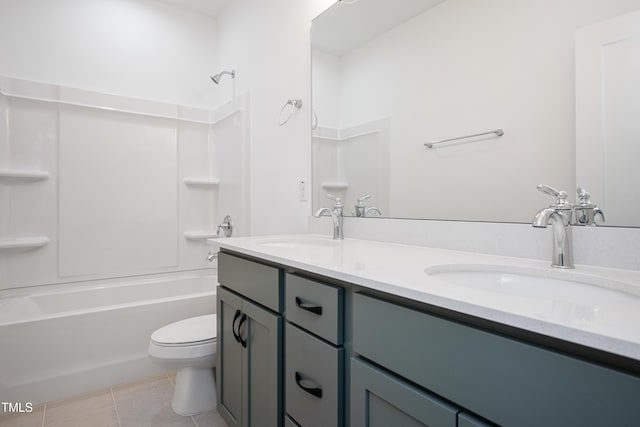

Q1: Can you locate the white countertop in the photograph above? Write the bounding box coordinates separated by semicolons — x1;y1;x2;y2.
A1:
212;234;640;362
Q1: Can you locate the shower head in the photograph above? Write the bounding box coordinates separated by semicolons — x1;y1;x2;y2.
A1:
210;70;235;84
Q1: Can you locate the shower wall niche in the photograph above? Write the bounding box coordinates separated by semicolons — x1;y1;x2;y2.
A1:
0;77;250;290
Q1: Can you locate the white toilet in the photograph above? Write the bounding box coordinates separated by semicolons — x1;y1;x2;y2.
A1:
148;314;217;416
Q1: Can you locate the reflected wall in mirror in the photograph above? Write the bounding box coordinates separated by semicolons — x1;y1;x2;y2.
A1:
311;0;640;226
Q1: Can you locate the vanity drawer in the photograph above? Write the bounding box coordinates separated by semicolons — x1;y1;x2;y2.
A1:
353;292;640;426
218;252;282;312
285;273;344;345
285;323;344;427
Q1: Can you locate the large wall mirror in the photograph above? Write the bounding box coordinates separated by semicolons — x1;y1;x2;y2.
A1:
311;0;640;227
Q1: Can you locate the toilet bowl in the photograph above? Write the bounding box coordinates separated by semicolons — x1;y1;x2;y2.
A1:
148;314;217;416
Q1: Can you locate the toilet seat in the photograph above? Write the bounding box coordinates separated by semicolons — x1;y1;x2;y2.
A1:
151;314;216;347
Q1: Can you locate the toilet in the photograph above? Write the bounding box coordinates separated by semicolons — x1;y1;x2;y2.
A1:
148;314;217;416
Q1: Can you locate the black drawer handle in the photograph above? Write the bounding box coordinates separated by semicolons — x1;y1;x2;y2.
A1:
238;313;248;348
232;309;242;343
295;372;322;398
295;297;323;316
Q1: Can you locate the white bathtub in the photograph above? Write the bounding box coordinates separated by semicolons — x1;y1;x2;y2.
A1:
0;272;217;404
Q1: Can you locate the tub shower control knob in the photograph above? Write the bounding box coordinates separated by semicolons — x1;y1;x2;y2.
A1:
216;215;233;238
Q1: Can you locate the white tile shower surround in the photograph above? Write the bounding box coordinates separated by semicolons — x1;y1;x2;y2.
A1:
0;373;227;427
0;76;250;290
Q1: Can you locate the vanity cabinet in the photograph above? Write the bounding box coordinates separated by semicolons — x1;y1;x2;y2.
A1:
217;253;283;427
352;292;640;427
218;248;640;427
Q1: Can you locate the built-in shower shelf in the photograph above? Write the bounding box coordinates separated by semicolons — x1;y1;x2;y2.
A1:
0;169;50;183
321;182;349;192
184;231;219;240
0;237;50;250
183;177;220;187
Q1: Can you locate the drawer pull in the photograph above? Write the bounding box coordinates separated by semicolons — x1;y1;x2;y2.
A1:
295;296;323;315
295;372;323;398
232;309;242;343
238;313;248;348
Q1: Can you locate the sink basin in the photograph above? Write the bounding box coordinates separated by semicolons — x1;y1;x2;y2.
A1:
425;264;640;297
424;264;640;331
256;236;340;249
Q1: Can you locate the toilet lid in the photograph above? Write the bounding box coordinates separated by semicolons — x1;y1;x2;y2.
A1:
151;314;216;345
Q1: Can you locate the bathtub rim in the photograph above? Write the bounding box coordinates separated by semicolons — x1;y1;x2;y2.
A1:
0;269;218;327
0;268;216;299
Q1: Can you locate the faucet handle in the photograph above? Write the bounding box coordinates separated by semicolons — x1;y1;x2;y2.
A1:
356;195;371;206
537;184;570;209
576;187;594;207
325;193;344;207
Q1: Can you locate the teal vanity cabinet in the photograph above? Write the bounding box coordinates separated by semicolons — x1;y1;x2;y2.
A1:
284;273;345;427
217;252;284;427
217;248;640;427
352;292;640;427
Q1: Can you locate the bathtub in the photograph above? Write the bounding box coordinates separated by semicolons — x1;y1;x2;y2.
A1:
0;272;216;405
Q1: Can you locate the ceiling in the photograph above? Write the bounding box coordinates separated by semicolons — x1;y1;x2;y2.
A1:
312;0;445;56
158;0;230;17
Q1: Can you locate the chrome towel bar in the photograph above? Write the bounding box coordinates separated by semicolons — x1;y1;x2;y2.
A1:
424;129;504;149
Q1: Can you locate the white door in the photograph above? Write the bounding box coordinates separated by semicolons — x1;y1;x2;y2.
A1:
576;9;640;227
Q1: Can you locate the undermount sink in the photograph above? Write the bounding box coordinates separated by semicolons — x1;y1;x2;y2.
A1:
425;264;640;329
256;236;340;249
425;264;639;298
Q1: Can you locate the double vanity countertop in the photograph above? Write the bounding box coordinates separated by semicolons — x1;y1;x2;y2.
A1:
212;234;640;364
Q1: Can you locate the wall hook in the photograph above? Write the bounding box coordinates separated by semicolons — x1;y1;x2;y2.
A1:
279;99;303;126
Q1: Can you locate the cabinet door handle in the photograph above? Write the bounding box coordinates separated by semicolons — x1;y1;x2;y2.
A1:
238;313;248;348
295;296;323;316
295;372;323;398
232;309;242;343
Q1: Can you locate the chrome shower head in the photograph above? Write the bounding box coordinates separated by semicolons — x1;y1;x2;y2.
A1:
210;70;235;85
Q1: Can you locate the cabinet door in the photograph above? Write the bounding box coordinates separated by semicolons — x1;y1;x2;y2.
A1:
242;298;283;427
351;358;458;427
217;287;244;427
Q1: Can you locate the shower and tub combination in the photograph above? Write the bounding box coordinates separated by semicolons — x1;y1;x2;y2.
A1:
0;76;250;407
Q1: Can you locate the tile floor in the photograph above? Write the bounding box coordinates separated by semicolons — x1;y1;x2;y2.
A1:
0;373;228;427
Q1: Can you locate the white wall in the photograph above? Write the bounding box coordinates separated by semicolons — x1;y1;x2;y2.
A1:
216;0;335;235
0;0;220;108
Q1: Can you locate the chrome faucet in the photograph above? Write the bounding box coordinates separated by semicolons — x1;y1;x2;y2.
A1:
364;207;382;217
314;193;344;240
574;188;605;226
355;195;382;218
532;185;575;269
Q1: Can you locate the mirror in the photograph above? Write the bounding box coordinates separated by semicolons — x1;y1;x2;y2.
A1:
311;0;640;226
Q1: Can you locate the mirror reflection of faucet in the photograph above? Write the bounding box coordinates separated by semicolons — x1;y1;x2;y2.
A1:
354;195;382;218
532;185;605;269
574;188;605;226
